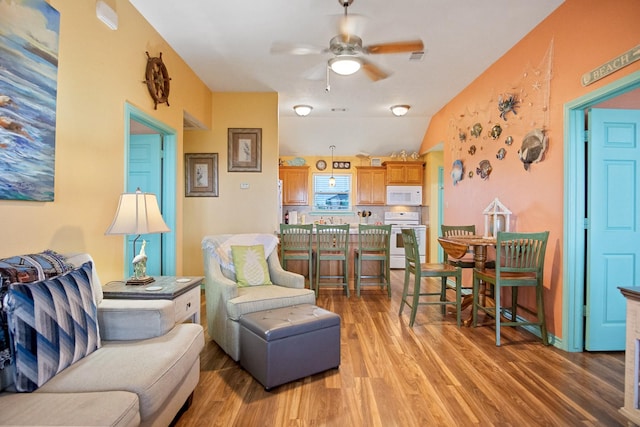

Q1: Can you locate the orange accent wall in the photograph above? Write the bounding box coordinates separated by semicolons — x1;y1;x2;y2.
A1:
419;0;640;339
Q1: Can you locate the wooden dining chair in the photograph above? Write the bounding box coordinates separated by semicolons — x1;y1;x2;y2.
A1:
279;224;315;290
354;224;392;298
472;231;550;346
315;224;350;297
441;224;476;268
399;228;463;327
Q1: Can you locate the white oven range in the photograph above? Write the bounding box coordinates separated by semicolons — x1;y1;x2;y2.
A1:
383;211;427;269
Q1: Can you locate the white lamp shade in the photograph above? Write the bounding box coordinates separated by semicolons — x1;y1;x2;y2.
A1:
329;56;362;76
105;189;170;235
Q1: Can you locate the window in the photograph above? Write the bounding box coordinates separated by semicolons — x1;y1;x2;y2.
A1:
313;174;351;211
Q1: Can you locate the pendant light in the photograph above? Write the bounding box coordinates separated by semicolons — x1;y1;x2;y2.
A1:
329;145;336;187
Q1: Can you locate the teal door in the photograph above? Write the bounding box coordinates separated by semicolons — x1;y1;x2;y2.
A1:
586;108;640;350
127;134;163;278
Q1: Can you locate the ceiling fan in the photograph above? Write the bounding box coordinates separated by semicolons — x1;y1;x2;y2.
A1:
271;0;424;82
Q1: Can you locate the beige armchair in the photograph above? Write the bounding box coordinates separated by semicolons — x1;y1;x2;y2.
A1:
202;234;316;361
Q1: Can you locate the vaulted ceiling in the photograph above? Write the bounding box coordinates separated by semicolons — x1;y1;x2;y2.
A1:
130;0;564;157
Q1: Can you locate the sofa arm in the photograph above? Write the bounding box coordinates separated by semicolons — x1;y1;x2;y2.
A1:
267;252;305;289
98;299;175;340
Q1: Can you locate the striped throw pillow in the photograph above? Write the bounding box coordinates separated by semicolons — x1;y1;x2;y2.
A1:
5;261;100;392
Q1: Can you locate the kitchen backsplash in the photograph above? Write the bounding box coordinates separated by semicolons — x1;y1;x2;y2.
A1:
282;205;424;226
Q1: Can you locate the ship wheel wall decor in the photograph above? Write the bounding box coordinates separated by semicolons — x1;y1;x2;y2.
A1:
144;52;170;109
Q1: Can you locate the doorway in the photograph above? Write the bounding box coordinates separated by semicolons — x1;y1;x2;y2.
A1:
563;70;640;352
124;103;177;278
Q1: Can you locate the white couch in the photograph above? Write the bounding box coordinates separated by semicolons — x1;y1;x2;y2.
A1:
0;253;204;427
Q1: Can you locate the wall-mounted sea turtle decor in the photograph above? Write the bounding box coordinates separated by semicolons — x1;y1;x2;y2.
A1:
451;159;464;185
518;128;548;170
476;160;492;180
497;94;518;121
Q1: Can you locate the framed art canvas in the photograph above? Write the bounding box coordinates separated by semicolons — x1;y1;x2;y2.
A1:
185;153;218;197
228;128;261;172
0;1;60;201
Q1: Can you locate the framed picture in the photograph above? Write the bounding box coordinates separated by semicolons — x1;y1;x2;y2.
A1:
228;128;262;172
185;153;218;197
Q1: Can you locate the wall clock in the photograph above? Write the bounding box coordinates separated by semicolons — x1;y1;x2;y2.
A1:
144;51;171;109
316;159;327;170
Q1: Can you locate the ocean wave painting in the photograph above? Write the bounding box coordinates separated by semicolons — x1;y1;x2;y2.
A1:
0;0;59;201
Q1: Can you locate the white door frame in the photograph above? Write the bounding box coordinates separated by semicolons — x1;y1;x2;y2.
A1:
563;70;640;352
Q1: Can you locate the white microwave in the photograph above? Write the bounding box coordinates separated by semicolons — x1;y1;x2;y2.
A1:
386;185;422;206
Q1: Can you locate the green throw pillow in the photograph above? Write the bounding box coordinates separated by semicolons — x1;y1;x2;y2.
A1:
231;245;272;287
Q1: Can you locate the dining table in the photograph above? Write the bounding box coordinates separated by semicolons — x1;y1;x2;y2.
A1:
438;234;497;326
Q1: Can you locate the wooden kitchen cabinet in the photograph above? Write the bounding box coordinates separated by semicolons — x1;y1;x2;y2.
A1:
356;167;386;205
383;161;425;185
279;166;309;205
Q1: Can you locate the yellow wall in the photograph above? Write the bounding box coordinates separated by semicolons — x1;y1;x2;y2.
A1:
0;0;211;281
182;92;279;275
419;0;640;339
423;150;443;262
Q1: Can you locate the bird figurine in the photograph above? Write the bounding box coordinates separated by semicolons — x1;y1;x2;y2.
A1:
451;159;464;185
132;240;148;279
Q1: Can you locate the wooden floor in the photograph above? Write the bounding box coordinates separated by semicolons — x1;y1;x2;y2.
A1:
175;270;627;427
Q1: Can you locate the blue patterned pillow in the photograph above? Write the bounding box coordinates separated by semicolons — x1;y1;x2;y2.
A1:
5;261;100;392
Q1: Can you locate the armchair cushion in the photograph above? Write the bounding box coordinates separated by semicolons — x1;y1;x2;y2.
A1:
226;285;316;321
231;245;272;287
203;233;278;277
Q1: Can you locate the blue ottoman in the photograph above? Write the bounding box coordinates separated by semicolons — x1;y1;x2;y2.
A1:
239;304;341;390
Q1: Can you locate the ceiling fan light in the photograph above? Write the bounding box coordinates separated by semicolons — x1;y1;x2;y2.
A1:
293;105;313;117
390;104;410;117
329;56;362;76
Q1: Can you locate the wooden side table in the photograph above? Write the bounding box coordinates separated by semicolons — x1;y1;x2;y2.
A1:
102;276;203;324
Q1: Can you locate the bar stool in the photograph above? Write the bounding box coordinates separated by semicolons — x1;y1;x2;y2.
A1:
279;224;315;289
399;228;463;327
354;224;391;298
473;231;550;346
315;224;350;297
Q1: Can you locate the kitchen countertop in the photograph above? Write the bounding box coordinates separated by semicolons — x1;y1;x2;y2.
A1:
277;223;428;235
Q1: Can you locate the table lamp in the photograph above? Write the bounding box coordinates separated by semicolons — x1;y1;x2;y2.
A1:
105;188;170;285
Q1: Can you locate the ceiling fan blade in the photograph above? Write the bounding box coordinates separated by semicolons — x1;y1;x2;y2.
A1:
270;42;327;56
364;40;424;55
361;60;389;82
302;62;328;81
